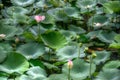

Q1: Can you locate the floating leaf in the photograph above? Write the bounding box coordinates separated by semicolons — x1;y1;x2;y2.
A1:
47;74;67;80
17;43;45;60
41;31;67;49
6;6;29;15
11;0;35;7
68;25;86;34
0;24;18;39
0;52;29;74
103;1;120;14
93;50;111;65
103;60;120;70
95;69;120;80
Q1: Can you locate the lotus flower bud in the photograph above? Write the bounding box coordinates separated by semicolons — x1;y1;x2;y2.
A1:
34;15;45;23
67;60;73;69
0;34;6;39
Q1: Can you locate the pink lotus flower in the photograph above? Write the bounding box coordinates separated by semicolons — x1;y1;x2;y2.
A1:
34;15;45;23
67;60;73;69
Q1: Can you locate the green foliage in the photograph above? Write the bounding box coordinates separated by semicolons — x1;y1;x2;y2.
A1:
0;0;120;80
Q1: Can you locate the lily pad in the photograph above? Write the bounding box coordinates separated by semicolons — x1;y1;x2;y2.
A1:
47;74;67;80
17;42;45;60
0;24;18;39
103;60;120;70
6;6;29;16
0;47;7;63
103;1;120;14
0;52;29;74
95;69;120;80
93;50;111;65
41;31;67;49
11;0;35;7
62;59;96;80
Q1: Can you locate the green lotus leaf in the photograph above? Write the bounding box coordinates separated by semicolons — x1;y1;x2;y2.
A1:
103;1;120;14
0;48;7;63
88;15;108;28
97;31;116;43
16;67;47;80
56;45;85;61
0;52;29;74
76;0;96;8
63;7;79;18
109;42;120;49
11;0;35;7
0;43;13;52
13;13;29;24
26;67;47;79
62;59;96;80
93;50;111;65
35;0;45;8
0;24;18;39
42;13;55;24
68;25;86;34
114;34;120;42
103;60;120;70
47;8;68;21
56;46;78;61
95;69;120;80
17;43;45;60
6;6;29;16
0;77;7;80
86;30;102;39
41;31;67;49
47;74;67;80
60;30;76;41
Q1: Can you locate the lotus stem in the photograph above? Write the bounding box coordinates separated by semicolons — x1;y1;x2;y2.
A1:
89;55;92;80
68;68;71;80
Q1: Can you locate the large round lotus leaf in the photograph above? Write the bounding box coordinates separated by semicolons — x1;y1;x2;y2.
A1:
35;0;45;8
95;69;120;80
60;30;76;41
97;31;116;43
17;43;45;60
56;46;78;61
68;25;86;34
6;6;29;15
88;15;108;28
86;30;102;39
47;74;67;80
56;45;85;61
62;59;96;80
11;0;35;7
16;67;47;80
0;24;18;39
41;31;67;50
0;47;7;63
0;52;29;74
47;8;68;21
26;67;47;79
0;43;12;52
63;7;79;18
93;50;111;65
103;1;120;14
76;0;96;9
103;60;120;70
41;14;55;24
13;13;29;24
0;77;7;80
